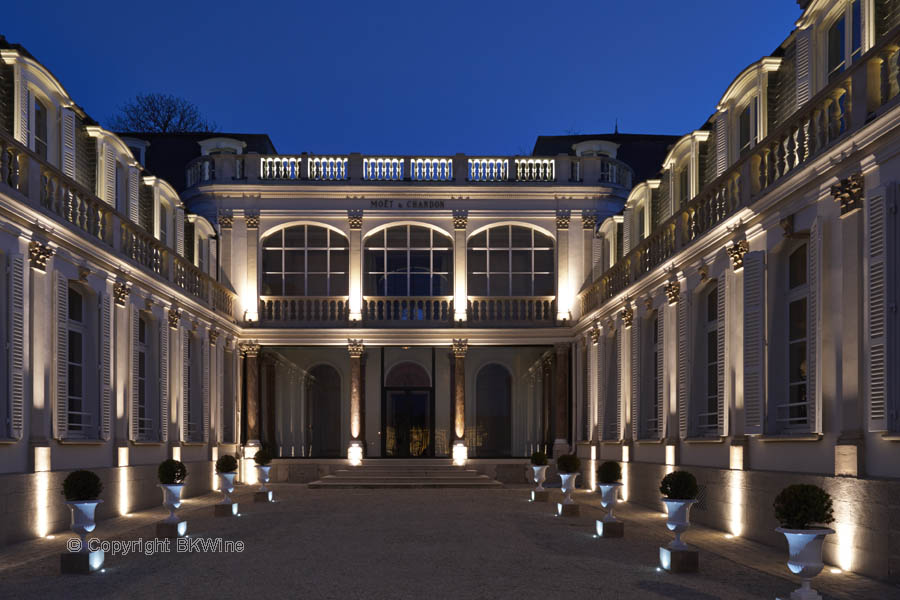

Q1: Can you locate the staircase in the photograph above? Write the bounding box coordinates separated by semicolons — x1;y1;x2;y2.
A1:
307;459;503;489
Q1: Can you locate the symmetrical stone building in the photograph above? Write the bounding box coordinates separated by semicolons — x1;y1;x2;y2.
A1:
1;0;899;583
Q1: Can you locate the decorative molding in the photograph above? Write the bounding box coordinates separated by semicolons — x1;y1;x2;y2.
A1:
831;172;863;215
589;322;600;345
452;209;468;230
347;338;365;358
347;209;364;230
113;282;129;306
581;210;597;229
217;210;233;229
77;266;91;282
167;308;181;330
245;210;260;229
665;279;680;305
208;328;219;345
555;209;571;230
621;302;634;328
698;260;710;281
779;214;794;238
239;342;260;358
451;338;468;358
28;240;54;271
726;239;750;271
642;295;654;311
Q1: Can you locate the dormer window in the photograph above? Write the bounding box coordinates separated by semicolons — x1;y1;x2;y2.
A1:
738;101;756;156
678;167;689;206
33;97;48;160
827;0;862;83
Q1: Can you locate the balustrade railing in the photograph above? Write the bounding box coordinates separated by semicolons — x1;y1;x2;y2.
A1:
260;156;302;180
258;296;350;323
40;166;115;245
308;156;348;181
185;156;215;187
410;157;452;181
515;158;554;182
363;157;403;181
466;296;556;324
468;158;508;182
362;296;453;323
121;221;168;278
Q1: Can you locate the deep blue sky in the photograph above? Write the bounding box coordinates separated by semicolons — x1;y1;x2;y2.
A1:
6;1;802;156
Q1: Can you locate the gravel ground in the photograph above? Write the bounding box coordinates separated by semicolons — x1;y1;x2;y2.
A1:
0;485;848;599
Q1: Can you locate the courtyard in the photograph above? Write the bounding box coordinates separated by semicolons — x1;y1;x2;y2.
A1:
0;484;893;599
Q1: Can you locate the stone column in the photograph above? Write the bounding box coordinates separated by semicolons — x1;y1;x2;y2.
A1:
218;210;233;288
348;339;365;462
240;342;261;445
553;342;571;457
348;210;363;321
452;210;468;321
556;210;571;321
244;211;260;321
582;211;596;286
451;339;468;462
264;355;277;446
541;353;553;451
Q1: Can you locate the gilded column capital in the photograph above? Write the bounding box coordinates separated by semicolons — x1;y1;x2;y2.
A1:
726;239;750;271
581;210;597;230
451;338;468;358
208;328;219;345
664;279;680;305
239;342;260;358
555;209;571;230
347;209;364;230
452;209;468;230
167;308;181;330
113;282;130;306
245;210;260;229
218;209;233;229
348;338;365;358
28;240;54;271
621;301;634;328
831;172;864;216
589;322;600;345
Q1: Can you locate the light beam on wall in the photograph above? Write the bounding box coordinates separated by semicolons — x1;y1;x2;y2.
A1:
728;469;744;537
34;447;51;538
621;461;629;502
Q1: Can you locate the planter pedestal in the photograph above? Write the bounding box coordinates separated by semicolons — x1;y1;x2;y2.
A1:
254;490;273;503
530;490;549;503
557;503;580;517
214;502;238;517
776;527;834;600
659;546;698;573
157;484;187;538
156;520;188;538
596;520;624;538
60;549;104;575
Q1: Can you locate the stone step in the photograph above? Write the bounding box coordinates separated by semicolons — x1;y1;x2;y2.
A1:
307;460;502;489
307;480;503;489
332;470;481;477
322;475;494;483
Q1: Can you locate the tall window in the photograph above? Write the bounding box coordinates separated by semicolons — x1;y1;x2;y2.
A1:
678;167;689;206
365;225;451;296
602;331;619;440
115;162;124;213
784;244;809;430
467;225;554;296
185;333;203;442
642;311;660;438
67;286;90;438
136;314;151;440
263;225;349;296
828;1;862;82
697;284;719;434
159;203;169;246
738;102;754;156
636;206;646;240
33;97;48;160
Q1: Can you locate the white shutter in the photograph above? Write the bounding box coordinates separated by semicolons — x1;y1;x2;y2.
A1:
217;343;224;443
202;337;210;443
209;237;218;279
716;111;728;176
795;28;811;109
131;307;140;440
182;329;190;441
61;108;76;179
159;319;169;442
622;207;632;254
743;251;766;435
656;308;665;438
808;218;822;434
717;277;727;436
104;144;116;207
100;293;112;440
615;331;622;440
677;293;691;438
128;166;140;223
630;315;641;440
867;192;897;431
586;337;595;440
175;208;185;257
596;332;605;441
17;80;29;146
8;256;25;439
55;274;69;439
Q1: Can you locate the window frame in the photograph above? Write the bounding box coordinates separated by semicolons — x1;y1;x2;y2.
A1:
262;224;350;297
466;225;554;297
364;225;452;297
781;244;810;432
640;310;661;439
825;0;862;83
66;284;97;439
33;96;48;161
693;282;720;436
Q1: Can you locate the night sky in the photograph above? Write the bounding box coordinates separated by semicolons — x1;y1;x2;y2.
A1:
5;0;801;156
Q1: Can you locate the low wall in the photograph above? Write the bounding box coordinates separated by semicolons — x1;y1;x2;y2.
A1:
268;458;533;484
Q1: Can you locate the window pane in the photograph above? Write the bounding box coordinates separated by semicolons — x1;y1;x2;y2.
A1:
789;298;807;341
511;250;531;272
365;230;384;248
329;232;348;248
489;250;508;272
533;231;554;249
262;249;282;272
533;250;554;272
707;331;717;362
432;232;451;249
284;250;304;272
307;250;327;272
386;250;407;273
410;274;430;295
365;249;384;273
510;226;531;248
707;366;717;394
283;275;303;296
262;274;282;295
284;226;305;248
469;232;486;248
828;16;846;75
68;288;83;322
468;250;486;272
789;245;807;288
489;227;509;248
409;250;430;271
790;342;808;383
330;274;348;296
432;250;451;273
330;249;348;272
534;274;554;296
469;274;487;296
306;226;327;248
511;274;531;296
68;331;82;363
707;287;718;322
490;274;509;296
138;317;146;344
68;366;82;397
386;274;406;296
432;274;450;296
409;226;430;248
307;274;327;296
365;273;383;296
386;227;407;248
263;230;283;248
852;0;861;55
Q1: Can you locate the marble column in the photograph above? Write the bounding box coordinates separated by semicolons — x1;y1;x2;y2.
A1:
218;210;233;288
348;211;363;321
240;342;261;445
348;339;365;442
245;211;259;321
451;339;468;462
556;210;571;321
452;210;468;321
541;353;553;451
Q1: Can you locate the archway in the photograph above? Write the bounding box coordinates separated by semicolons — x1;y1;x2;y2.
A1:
383;361;433;457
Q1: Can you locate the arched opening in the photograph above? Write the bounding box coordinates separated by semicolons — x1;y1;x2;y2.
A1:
383;361;433;457
475;363;512;457
307;364;342;457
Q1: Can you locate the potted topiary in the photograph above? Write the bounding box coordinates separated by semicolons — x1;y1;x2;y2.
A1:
595;461;624;538
60;470;104;574
555;454;582;516
774;484;834;600
156;459;188;538
214;454;239;517
659;470;700;572
253;448;274;503
529;451;549;502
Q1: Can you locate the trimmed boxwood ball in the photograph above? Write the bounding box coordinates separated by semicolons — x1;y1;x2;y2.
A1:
774;484;834;530
215;454;238;473
530;451;548;466
158;459;187;485
659;470;698;500
597;461;622;484
254;448;272;466
556;454;581;474
62;470;103;501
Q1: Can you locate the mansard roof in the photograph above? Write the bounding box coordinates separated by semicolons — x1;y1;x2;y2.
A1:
531;132;681;184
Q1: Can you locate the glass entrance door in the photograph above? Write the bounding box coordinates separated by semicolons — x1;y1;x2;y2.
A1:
383;389;433;457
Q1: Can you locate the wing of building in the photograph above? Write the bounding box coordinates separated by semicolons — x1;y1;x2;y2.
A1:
0;0;899;581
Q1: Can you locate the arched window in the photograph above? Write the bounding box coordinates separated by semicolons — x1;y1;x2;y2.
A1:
364;225;452;296
467;225;554;296
307;364;342;457
261;225;349;296
475;364;512;457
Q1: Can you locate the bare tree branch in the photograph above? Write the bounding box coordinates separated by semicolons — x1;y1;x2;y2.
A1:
108;93;217;133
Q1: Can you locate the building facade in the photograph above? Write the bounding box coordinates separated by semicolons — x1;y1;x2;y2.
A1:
1;0;899;583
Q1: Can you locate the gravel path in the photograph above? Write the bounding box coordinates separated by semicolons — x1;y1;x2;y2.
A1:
0;485;860;599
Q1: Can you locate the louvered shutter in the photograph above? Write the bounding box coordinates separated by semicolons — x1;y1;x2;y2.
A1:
17;81;28;145
182;329;190;441
55;274;68;439
104;144;116;207
100;293;112;440
795;28;811;108
209;237;218;279
9;256;25;439
716;111;728;176
596;332;605;440
867;193;895;431
630;315;641;440
677;294;691;438
615;331;622;440
131;307;140;440
622;207;632;254
656;308;665;438
586;338;595;440
61;108;76;179
159;319;169;442
717;278;727;436
175;208;185;257
808;218;822;434
217;343;225;443
128;166;139;223
202;337;210;443
743;251;766;435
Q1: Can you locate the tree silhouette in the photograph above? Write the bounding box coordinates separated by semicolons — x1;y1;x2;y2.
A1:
108;93;217;133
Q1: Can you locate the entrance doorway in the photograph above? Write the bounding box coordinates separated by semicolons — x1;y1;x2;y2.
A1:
382;361;434;457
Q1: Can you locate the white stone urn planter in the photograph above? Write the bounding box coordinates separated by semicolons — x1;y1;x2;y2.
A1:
598;482;623;522
67;499;102;549
218;472;236;503
531;465;548;491
662;498;698;549
159;483;184;522
776;527;835;600
559;472;580;505
256;465;271;492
